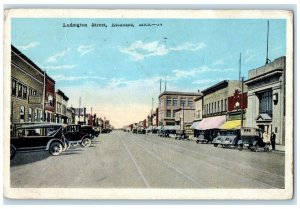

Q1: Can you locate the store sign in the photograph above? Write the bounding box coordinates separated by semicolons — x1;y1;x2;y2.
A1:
28;95;42;104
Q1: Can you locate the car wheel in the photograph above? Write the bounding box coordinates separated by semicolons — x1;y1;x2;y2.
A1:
10;145;16;160
196;140;199;144
238;145;243;151
213;144;218;147
49;142;63;156
81;138;92;148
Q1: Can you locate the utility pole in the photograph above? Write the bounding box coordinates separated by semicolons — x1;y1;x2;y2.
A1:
265;20;271;65
78;96;81;123
241;77;244;129
182;102;185;130
152;98;154;133
239;53;241;82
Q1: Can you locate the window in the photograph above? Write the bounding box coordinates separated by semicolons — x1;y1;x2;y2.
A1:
11;79;17;96
214;102;216;113
23;86;27;100
225;99;228;111
167;97;172;106
39;110;43;122
29;88;33;96
221;100;223;111
20;106;25;122
17;83;22;98
259;90;273;116
28;108;32;122
217;101;220;112
33;90;37;96
173;98;178;106
188;99;193;107
166;110;172;117
181;98;186;107
34;109;38;122
48;94;53;106
208;103;211;114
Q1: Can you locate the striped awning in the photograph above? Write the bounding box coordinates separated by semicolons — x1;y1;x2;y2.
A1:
192;115;226;130
219;120;241;130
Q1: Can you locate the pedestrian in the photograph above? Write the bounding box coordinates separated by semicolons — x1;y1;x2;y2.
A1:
271;132;276;151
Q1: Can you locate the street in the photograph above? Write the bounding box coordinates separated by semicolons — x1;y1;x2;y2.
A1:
10;131;285;189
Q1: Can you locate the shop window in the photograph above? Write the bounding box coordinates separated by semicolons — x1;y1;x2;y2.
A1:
11;79;17;96
17;83;22;98
20;106;25;122
34;109;38;122
28;108;32;122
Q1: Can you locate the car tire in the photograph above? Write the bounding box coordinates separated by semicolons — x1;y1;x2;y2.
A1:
10;145;16;160
49;142;63;156
238;145;243;151
213;144;218;147
196;140;199;144
81;138;92;148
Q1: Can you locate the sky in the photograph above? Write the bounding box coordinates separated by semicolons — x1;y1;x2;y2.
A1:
11;18;286;128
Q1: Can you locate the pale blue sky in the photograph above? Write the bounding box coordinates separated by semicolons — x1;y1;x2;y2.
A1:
12;18;286;127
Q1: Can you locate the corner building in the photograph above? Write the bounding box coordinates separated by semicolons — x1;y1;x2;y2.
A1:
245;56;286;146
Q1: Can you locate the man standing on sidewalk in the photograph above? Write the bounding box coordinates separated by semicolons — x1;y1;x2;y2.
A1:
271;132;276;151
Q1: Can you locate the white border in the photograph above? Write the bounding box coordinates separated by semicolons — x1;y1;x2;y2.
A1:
3;9;294;200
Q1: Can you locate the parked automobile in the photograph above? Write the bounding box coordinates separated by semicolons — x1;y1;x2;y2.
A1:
101;128;111;133
63;125;92;148
137;129;146;134
81;125;96;139
238;127;270;152
10;124;67;160
93;127;101;137
175;129;188;140
219;129;241;148
158;129;170;137
196;130;211;144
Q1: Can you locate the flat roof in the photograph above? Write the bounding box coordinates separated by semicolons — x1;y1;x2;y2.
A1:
159;91;202;98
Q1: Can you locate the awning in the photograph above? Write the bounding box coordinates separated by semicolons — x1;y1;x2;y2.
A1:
163;125;180;130
192;115;226;130
191;121;201;129
219;120;241;129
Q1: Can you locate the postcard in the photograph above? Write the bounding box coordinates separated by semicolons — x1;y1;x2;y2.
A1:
3;9;293;199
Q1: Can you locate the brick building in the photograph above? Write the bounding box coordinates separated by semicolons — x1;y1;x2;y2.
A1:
44;73;55;122
158;91;201;126
11;45;44;126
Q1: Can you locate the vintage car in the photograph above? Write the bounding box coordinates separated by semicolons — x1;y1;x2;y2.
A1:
93;127;101;137
81;125;96;139
237;127;268;151
175;129;189;140
196;130;211;144
10;124;67;160
63;124;92;148
219;129;241;148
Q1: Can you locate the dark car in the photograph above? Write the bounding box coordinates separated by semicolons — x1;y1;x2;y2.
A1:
81;125;96;139
10;124;67;160
63;125;92;148
93;127;101;137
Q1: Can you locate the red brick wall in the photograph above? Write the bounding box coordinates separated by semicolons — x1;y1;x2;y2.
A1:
45;76;55;112
228;91;247;112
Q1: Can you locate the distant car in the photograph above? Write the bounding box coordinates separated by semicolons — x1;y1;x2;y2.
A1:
81;125;96;139
10;124;67;160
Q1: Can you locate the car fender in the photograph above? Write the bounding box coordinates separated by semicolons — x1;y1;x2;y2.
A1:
237;139;243;145
45;138;63;150
80;134;90;141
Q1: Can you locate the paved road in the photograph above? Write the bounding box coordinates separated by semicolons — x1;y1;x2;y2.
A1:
10;131;285;188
